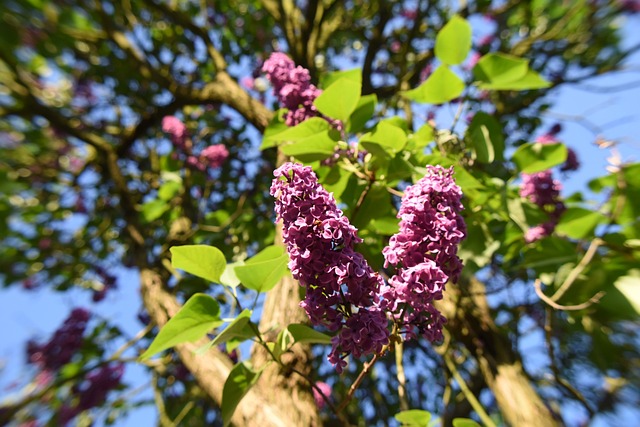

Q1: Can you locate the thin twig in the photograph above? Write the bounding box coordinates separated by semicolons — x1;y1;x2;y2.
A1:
395;340;409;411
550;238;602;302
336;353;381;413
443;355;497;427
535;280;605;311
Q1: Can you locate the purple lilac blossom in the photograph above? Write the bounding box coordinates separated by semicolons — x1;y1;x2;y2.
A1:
312;382;332;409
262;53;322;126
519;170;566;242
271;162;389;372
201;144;229;169
27;308;90;372
381;166;466;343
161;116;187;149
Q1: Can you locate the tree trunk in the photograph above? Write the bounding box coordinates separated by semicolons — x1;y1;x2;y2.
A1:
440;276;562;427
140;268;306;426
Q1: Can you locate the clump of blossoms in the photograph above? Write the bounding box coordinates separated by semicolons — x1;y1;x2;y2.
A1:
161;115;229;172
381;166;466;343
519;170;566;243
271;162;389;372
262;53;322;126
58;363;125;426
27;308;90;372
535;131;580;172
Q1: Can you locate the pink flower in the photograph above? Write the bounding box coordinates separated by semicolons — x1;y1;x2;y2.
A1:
162;116;187;149
201;145;229;169
313;382;332;409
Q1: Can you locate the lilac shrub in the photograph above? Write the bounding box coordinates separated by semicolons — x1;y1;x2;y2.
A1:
262;53;322;126
270;162;389;372
381;166;466;343
519;170;566;242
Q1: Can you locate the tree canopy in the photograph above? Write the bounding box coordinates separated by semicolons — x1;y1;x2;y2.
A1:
1;0;639;426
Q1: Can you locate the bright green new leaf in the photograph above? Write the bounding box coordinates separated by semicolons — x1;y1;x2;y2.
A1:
467;112;505;163
473;52;528;85
348;93;377;133
259;109;288;149
220;261;244;289
360;122;407;157
141;199;169;222
394;409;432;427
513;142;568;173
555;208;606;239
435;15;472;65
234;245;289;292
479;69;551;90
221;362;262;427
171;245;227;283
210;309;255;347
287;323;332;345
320;68;362;89
158;181;182;201
278;131;337;163
260;117;330;150
403;65;465;104
314;77;361;122
613;272;640;315
452;419;482;427
139;293;222;360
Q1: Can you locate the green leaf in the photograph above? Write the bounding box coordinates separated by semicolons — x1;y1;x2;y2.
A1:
314;77;361;122
234;245;289;293
287;323;332;345
513;142;568;173
613;272;640;315
555;208;606;239
279;131;337;162
171;245;227;283
141;199;169;222
320;68;362;90
221;362;262;427
220;261;244;289
260;117;330;150
211;309;255;347
403;65;465;104
466;112;505;163
348;93;377;133
158;181;182;200
139;294;222;360
394;409;432;427
452;418;482;427
259;110;288;149
479;69;550;90
473;52;528;85
435;15;472;65
360;122;407;157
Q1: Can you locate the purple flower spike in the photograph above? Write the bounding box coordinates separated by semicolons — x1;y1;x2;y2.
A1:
262;53;322;126
519;170;565;242
162;116;187;149
271;162;389;372
201;144;229;169
382;166;466;342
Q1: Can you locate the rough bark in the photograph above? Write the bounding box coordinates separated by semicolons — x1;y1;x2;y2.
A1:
140;268;299;426
249;224;322;426
440;276;562;427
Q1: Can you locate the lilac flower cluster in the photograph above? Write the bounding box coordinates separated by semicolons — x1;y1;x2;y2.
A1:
381;166;466;343
58;363;125;426
271;162;389;372
262;53;322;126
27;308;90;372
519;170;565;242
312;382;332;409
161;115;229;171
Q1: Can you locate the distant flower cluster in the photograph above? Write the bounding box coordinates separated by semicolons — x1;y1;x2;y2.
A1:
272;163;466;371
381;166;466;343
321;141;367;167
262;53;322;126
520;124;577;243
161;115;229;172
520;171;566;243
27;308;90;372
25;309;125;426
58;363;125;426
271;162;389;372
